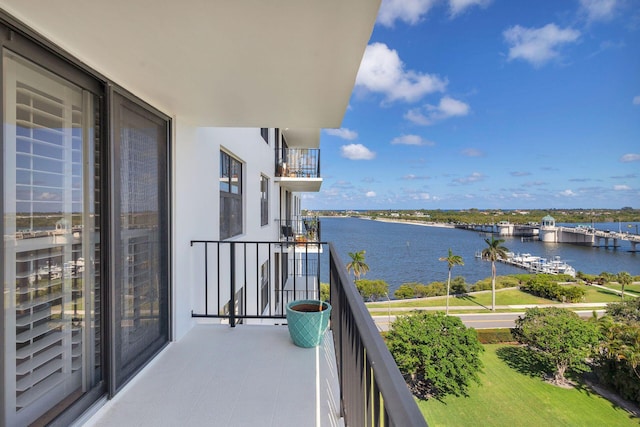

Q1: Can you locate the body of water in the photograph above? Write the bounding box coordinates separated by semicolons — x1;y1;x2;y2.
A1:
320;217;640;296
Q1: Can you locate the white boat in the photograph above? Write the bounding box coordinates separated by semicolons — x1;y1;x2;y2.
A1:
490;252;576;277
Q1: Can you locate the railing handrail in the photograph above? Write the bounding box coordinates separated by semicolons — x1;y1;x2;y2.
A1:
329;242;427;427
190;240;324;325
275;147;320;178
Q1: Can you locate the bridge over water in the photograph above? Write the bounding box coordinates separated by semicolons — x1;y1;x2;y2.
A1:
454;223;640;252
547;226;640;251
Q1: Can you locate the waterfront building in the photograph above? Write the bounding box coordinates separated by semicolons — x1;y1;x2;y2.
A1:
0;2;425;426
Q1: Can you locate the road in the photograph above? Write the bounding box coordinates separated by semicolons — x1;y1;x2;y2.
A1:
372;310;604;331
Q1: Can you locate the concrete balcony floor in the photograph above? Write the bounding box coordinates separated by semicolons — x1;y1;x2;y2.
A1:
83;323;343;427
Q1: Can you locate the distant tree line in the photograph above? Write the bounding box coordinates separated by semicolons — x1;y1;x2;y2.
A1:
308;208;640;225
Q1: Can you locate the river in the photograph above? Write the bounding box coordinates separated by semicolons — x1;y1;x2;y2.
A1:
320;217;640;295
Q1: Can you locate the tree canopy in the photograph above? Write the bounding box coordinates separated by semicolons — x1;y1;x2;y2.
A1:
355;279;389;302
481;236;508;311
346;250;369;282
514;307;600;385
385;312;483;400
594;299;640;404
439;248;464;314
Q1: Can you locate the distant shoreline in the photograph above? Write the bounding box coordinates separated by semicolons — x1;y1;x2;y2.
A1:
370;217;456;229
325;215;456;229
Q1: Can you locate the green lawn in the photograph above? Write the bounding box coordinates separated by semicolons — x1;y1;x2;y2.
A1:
367;285;631;312
420;344;639;427
603;283;640;295
367;289;555;309
582;286;633;302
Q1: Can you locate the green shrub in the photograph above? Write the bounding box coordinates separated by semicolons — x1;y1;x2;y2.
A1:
424;281;446;297
394;283;416;300
450;276;468;294
470;275;518;292
355;279;389;302
520;275;585;302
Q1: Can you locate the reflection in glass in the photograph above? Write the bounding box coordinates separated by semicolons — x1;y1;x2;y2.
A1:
3;50;101;426
113;93;168;390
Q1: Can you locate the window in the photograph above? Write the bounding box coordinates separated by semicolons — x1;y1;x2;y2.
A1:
260;127;269;143
111;90;170;393
2;48;102;426
220;151;242;239
260;175;269;226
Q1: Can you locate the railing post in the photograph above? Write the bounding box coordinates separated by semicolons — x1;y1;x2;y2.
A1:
205;242;208;316
230;242;236;327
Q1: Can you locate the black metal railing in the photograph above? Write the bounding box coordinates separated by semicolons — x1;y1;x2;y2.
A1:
329;242;427;427
277;217;321;242
189;240;324;325
275;148;320;178
189;239;426;426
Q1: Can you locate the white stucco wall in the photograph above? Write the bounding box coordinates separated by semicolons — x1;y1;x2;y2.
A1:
172;125;281;340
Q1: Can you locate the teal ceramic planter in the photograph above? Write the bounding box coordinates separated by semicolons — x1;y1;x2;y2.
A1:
286;299;332;348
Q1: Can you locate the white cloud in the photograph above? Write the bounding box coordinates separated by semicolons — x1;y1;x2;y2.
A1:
366;191;377;197
511;192;533;199
455;172;485;184
559;189;577;197
391;134;435;146
324;128;358;140
449;0;492;17
405;96;470;125
510;171;531;177
614;184;631;190
503;24;580;67
621;153;640;162
403;174;430;180
340;144;376;160
377;0;437;27
462;148;484;157
411;192;432;200
378;0;492;26
355;43;447;103
579;0;618;22
633;95;640;105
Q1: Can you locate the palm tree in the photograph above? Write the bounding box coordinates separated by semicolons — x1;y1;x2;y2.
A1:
481;236;508;311
617;271;632;300
439;248;464;315
346;250;369;283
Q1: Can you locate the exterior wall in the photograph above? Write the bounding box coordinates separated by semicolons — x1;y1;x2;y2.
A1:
558;230;595;245
539;227;558;242
172;125;281;339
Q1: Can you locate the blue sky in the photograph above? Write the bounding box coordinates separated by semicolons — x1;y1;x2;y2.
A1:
304;0;640;211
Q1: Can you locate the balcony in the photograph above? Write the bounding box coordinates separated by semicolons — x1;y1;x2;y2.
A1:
84;242;426;426
275;148;322;192
279;217;322;243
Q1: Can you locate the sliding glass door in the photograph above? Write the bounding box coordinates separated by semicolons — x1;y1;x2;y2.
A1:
2;49;102;426
111;91;170;392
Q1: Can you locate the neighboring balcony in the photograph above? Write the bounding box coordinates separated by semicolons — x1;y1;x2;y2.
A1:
275;148;322;192
82;241;427;427
278;217;321;243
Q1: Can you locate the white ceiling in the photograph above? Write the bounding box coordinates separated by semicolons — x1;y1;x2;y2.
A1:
0;0;380;132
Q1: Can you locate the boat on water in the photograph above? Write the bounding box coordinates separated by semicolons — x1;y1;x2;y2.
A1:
476;251;576;277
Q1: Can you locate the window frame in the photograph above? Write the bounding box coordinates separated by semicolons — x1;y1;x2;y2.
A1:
260;174;269;226
219;150;243;239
